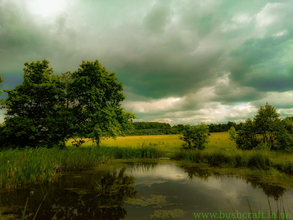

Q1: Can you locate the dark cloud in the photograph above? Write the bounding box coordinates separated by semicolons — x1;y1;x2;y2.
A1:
1;0;293;124
143;3;172;33
229;33;293;92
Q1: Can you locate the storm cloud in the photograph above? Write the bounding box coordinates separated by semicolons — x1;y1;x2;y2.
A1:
1;0;293;124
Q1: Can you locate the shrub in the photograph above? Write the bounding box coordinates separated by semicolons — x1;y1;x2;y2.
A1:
228;126;237;141
180;124;209;150
235;118;260;150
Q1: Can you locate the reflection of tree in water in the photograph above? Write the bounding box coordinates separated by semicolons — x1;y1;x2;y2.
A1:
0;168;137;220
246;178;285;200
180;165;286;200
180;166;213;181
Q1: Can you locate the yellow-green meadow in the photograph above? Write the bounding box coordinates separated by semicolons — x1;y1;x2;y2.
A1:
68;132;237;155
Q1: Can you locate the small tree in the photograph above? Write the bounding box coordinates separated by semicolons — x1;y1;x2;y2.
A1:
228;126;237;141
274;118;293;152
254;103;281;146
180;124;209;150
235;118;260;150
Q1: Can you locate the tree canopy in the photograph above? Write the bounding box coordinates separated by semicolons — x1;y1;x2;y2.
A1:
68;60;136;146
0;60;135;149
234;103;293;152
180;124;209;150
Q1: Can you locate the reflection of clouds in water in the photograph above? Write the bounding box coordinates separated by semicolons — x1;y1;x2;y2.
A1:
128;163;246;204
135;180;167;187
125;195;174;208
126;163;291;214
150;209;186;219
196;176;248;204
127;163;247;205
126;163;186;180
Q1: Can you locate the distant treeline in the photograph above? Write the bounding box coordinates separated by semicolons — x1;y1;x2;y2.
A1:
129;121;243;136
130;122;179;135
208;121;243;132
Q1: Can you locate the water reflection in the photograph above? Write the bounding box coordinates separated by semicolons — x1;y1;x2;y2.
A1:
180;165;286;200
0;162;292;220
0;168;137;220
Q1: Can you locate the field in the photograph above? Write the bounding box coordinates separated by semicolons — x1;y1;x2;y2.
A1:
68;132;237;156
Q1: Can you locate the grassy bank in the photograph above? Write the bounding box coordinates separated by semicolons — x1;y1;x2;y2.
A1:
173;149;293;175
68;133;293;176
0;146;163;188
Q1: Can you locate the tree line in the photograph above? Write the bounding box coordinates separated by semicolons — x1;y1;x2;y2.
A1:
0;60;135;149
129;121;243;136
130;122;178;135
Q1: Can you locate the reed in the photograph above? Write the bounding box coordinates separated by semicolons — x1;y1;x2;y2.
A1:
0;146;163;188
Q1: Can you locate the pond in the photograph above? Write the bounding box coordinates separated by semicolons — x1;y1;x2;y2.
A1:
0;162;292;220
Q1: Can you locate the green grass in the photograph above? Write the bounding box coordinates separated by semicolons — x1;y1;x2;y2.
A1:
68;133;293;174
0;146;163;188
173;147;293;175
2;132;293;188
70;132;293;176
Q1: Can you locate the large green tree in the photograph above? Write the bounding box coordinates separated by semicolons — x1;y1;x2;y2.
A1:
0;60;135;149
0;60;66;148
68;60;135;146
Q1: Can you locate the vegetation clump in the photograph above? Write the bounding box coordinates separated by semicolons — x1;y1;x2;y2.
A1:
0;60;135;149
0;146;162;188
180;124;209;150
232;103;293;152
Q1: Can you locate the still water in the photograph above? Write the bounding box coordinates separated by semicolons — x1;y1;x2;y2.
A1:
0;162;292;220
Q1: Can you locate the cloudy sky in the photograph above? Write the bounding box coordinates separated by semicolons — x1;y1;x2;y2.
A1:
1;0;293;125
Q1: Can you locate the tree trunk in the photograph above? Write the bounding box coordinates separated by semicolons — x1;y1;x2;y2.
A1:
96;137;100;147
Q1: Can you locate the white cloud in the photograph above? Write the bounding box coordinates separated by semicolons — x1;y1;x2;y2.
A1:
255;3;283;27
252;91;293;110
126;163;186;180
232;14;253;24
123;97;181;113
273;30;287;37
0;109;5;123
25;0;75;20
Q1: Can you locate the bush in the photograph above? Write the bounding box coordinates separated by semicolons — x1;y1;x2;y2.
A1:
274;118;293;152
233;104;293;152
255;142;271;151
180;124;209;150
228;126;237;141
235;118;260;150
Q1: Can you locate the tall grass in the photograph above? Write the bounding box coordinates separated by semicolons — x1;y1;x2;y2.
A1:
0;146;163;188
173;148;293;175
